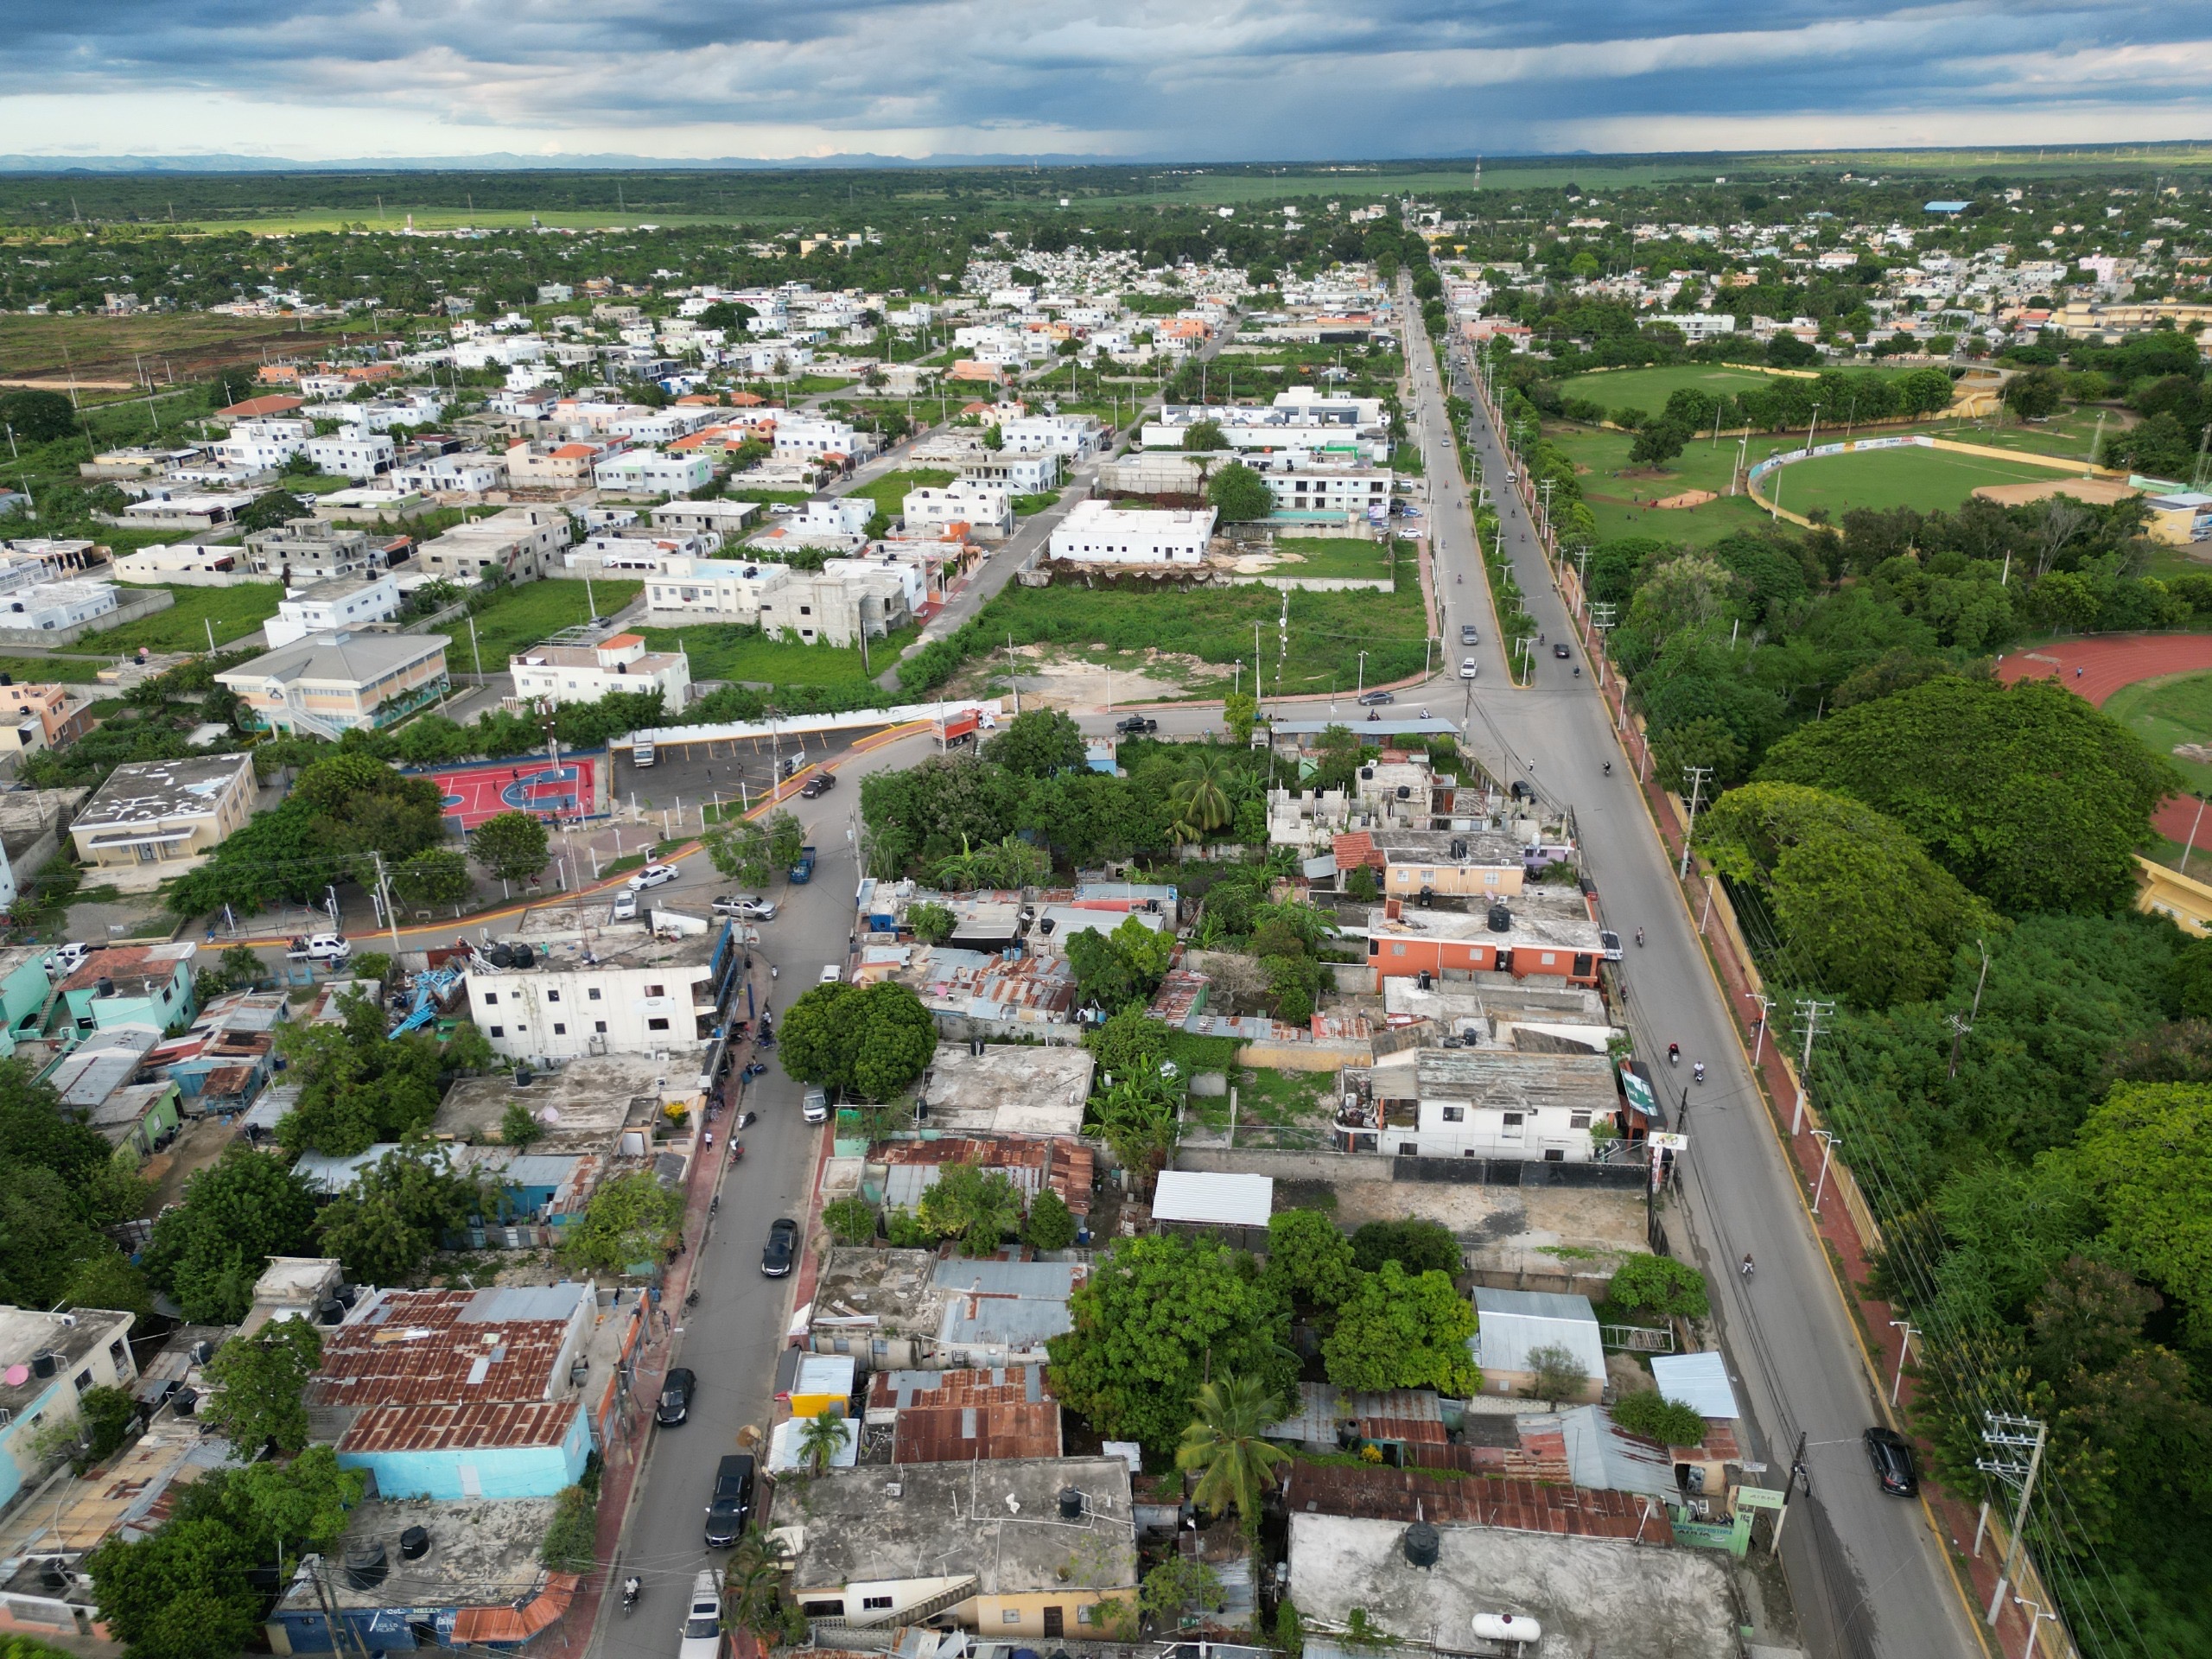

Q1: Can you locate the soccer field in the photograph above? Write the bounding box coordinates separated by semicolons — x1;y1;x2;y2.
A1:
1765;447;2078;518
1558;365;1798;410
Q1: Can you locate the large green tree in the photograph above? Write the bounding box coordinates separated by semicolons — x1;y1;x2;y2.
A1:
982;709;1087;779
273;988;452;1155
469;810;550;883
141;1146;319;1324
1206;462;1273;523
916;1161;1022;1256
1261;1209;1360;1318
315;1141;500;1284
1048;1235;1294;1453
559;1170;686;1274
779;982;938;1101
2075;1082;2212;1343
1756;677;2177;914
1065;914;1174;1011
201;1319;323;1456
1699;780;1996;1008
1322;1262;1479;1394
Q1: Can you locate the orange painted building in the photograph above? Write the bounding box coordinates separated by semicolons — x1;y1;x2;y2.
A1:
1363;890;1604;988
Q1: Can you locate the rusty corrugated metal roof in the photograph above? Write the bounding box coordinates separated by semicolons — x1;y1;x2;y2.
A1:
1284;1461;1655;1540
337;1398;581;1454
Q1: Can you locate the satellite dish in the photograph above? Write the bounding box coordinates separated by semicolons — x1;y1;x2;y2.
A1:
3;1365;27;1388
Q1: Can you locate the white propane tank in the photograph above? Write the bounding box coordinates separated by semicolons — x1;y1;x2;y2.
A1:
1471;1611;1542;1645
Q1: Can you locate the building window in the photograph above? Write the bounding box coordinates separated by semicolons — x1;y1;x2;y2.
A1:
547;990;561;1002
1544;1147;1567;1162
1398;1142;1418;1156
645;984;665;998
588;988;603;1001
1441;1106;1465;1122
594;1020;607;1034
553;1023;567;1035
648;1018;671;1031
481;993;498;1005
803;1602;845;1618
1570;1111;1592;1130
1503;1112;1524;1128
861;1597;893;1611
1002;1611;1021;1625
1484;871;1499;886
1541;952;1556;966
489;1026;505;1038
74;1370;93;1392
1392;944;1407;956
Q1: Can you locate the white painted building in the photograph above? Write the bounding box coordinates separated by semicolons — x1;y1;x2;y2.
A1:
772;416;875;463
306;431;397;481
642;554;788;626
509;631;690;710
1262;468;1394;513
999;414;1103;459
960;454;1061;493
462;906;732;1061
786;498;876;540
592;449;717;496
1048;499;1215;565
0;581;120;632
1367;1048;1614;1163
389;452;507;494
215;418;310;474
263;572;404;650
902;479;1015;540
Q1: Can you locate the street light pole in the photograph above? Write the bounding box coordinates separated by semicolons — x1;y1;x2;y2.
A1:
1889;1320;1919;1407
1810;1129;1840;1215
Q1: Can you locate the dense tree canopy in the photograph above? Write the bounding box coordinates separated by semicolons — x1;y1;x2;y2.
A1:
779;981;938;1101
141;1146;319;1324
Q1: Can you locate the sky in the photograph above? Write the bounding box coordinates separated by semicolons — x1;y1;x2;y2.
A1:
4;1;2210;165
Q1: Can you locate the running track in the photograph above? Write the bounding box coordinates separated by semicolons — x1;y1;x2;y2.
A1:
1997;632;2212;841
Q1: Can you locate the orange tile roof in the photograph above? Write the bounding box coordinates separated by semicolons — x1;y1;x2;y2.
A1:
451;1574;580;1643
217;394;304;419
601;632;645;650
549;442;598;459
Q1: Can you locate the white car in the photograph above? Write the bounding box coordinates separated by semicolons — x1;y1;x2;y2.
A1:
712;896;777;921
1459;658;1479;680
627;862;679;891
48;941;92;978
677;1569;722;1659
611;889;640;922
818;963;842;983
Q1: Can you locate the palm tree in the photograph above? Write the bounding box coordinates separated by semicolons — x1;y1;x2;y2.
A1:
798;1408;849;1477
1167;759;1232;839
1175;1375;1291;1535
722;1526;789;1638
933;834;989;892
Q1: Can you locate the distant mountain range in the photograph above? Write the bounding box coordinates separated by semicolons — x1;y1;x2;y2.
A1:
0;150;1151;174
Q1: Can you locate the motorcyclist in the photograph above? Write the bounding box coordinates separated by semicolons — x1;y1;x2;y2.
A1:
1635;927;1644;947
1668;1041;1680;1065
1740;1254;1755;1279
1694;1061;1707;1084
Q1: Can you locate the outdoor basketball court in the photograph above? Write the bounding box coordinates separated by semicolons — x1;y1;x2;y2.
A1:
408;754;607;830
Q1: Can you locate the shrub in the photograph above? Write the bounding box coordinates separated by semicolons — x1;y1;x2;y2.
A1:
540;1482;599;1573
822;1197;879;1246
1606;1253;1710;1319
1611;1389;1709;1447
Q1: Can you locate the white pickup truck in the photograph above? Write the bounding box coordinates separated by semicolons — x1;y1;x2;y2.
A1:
285;933;353;965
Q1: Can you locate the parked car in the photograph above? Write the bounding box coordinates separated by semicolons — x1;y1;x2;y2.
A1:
760;1217;798;1278
1864;1427;1918;1496
1553;641;1571;659
818;963;842;983
798;769;836;798
803;1086;830;1123
1599;930;1623;963
1459;624;1479;645
632;740;656;768
1115;715;1158;736
1356;689;1393;706
656;1366;696;1427
1459;658;1478;680
48;942;92;977
712;896;777;921
611;889;639;922
678;1569;722;1659
628;862;679;891
703;1452;757;1548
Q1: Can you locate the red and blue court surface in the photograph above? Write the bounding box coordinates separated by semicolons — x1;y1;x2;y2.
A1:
413;756;601;830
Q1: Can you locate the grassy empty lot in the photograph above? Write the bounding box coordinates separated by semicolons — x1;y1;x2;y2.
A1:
1556;364;1808;410
1262;536;1402;582
0;655;105;683
2105;671;2212;795
844;468;957;513
0;312;327;381
77;584;283;654
636;622;912;687
460;579;643;666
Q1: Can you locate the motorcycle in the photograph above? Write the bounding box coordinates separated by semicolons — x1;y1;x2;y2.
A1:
737;1110;758;1130
1694;1062;1707;1084
1667;1043;1680;1066
730;1140;746;1164
622;1577;641;1615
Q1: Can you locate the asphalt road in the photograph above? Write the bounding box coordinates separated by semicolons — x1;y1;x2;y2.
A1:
1395;298;1982;1659
585;727;929;1659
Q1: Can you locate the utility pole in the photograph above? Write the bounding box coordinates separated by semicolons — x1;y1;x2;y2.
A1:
1677;766;1712;879
1006;633;1020;715
1789;998;1835;1135
1979;1414;2049;1628
1809;1128;1840;1215
371;851;402;959
1769;1430;1810;1553
1889;1320;1919;1407
1948;937;1991;1078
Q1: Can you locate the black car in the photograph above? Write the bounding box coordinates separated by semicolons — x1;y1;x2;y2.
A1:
1864;1427;1918;1496
703;1452;757;1548
798;770;836;798
656;1366;696;1427
1115;715;1158;736
760;1217;798;1277
1552;641;1571;659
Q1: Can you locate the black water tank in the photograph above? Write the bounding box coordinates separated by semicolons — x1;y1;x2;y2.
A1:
30;1351;56;1379
189;1339;213;1365
511;943;536;969
488;944;515;968
1451;838;1467;859
1058;1487;1084;1522
399;1526;431;1562
337;1284;361;1307
318;1297;346;1325
95;977;115;999
1403;1520;1440;1568
344;1542;389;1592
1487;904;1511;932
1417;971;1433;991
0;674;13;688
172;1387;198;1416
514;1065;534;1088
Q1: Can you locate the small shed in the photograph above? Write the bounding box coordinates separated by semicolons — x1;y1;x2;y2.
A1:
1471;1287;1605;1402
1151;1170;1274;1249
1650;1352;1740;1422
773;1349;856;1418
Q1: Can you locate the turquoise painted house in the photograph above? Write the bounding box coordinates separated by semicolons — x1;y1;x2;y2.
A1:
54;942;198;1034
312;1283;597;1502
0;945;55;1054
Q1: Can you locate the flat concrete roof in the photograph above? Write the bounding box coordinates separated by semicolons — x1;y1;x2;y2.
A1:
1287;1510;1737;1659
919;1045;1094;1137
788;1457;1135;1598
76;754;251;830
435;1053;679;1148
